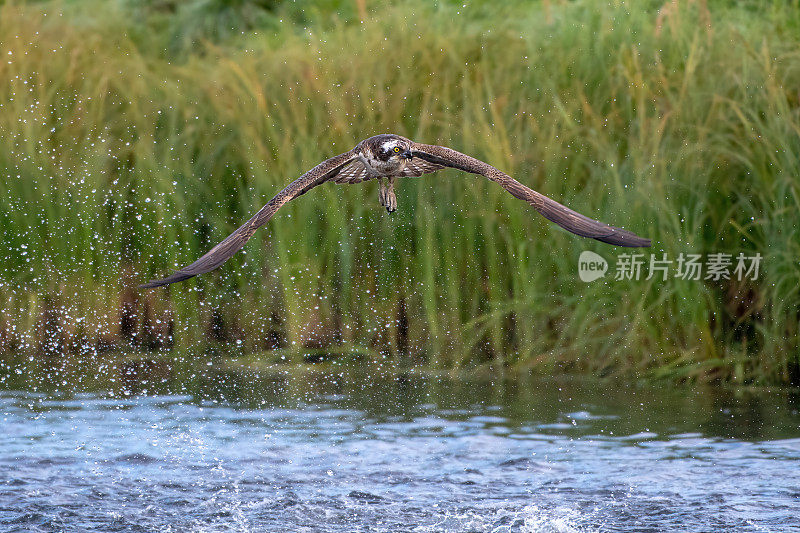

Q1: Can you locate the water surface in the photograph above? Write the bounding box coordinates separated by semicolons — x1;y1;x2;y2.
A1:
1;365;799;532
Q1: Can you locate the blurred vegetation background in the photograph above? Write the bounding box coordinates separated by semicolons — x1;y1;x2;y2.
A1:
0;0;798;384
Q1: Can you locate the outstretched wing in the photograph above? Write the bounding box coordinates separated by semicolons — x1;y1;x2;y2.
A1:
140;150;357;288
410;143;651;247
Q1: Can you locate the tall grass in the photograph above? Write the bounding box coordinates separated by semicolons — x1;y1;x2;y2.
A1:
0;0;798;383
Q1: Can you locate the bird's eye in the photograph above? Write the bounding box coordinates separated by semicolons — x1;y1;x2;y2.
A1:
393;146;401;153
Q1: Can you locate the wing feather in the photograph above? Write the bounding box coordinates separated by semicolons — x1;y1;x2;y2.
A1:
399;158;443;177
140;151;357;288
410;143;651;247
332;160;369;184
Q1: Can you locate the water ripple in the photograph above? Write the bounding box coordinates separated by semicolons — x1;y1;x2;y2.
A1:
1;375;799;532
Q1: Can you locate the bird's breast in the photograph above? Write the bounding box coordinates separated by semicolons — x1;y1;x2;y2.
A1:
358;152;398;177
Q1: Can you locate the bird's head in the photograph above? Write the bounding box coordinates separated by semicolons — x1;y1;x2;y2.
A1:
366;134;414;164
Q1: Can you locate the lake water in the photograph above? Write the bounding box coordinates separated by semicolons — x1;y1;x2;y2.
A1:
1;363;799;532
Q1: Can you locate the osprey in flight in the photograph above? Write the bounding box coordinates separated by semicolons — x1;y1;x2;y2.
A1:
141;134;650;288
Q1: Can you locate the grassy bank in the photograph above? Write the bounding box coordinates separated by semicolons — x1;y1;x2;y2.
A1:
0;0;798;384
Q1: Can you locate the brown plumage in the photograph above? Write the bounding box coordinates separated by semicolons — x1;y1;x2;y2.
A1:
140;134;650;288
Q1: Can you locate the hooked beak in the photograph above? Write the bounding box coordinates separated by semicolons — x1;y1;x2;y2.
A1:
400;150;413;160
